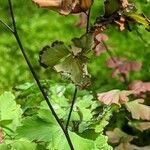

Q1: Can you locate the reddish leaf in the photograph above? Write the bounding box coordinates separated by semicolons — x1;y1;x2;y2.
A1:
93;33;110;56
128;80;150;96
107;57;142;79
75;13;87;28
126;99;150;120
97;90;132;105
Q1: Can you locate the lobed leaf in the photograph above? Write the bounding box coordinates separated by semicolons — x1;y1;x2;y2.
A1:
126;99;150;120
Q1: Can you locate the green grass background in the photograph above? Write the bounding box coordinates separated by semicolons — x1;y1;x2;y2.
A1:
0;0;150;92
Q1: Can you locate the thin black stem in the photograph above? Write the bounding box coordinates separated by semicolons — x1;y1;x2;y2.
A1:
0;19;14;33
7;0;74;149
86;8;91;33
66;87;78;130
102;40;128;85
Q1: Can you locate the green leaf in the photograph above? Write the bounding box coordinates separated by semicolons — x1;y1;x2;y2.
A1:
72;33;94;52
0;139;37;150
11;139;37;150
16;116;55;142
54;55;90;88
16;116;112;150
39;41;70;68
95;135;113;150
39;36;91;88
125;13;150;31
0;92;22;131
0;144;8;150
104;0;120;17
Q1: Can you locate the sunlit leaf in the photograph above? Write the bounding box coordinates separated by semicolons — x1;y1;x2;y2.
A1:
0;92;22;131
16;116;111;150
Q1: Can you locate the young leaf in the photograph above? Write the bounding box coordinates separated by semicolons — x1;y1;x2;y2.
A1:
126;99;150;120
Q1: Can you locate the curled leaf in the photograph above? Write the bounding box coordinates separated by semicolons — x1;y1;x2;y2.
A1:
126;99;150;120
97;90;132;105
32;0;93;15
128;80;150;96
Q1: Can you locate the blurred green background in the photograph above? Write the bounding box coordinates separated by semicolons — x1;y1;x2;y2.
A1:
0;0;150;92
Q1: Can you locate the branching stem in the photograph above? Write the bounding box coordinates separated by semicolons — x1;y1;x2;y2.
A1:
0;0;75;149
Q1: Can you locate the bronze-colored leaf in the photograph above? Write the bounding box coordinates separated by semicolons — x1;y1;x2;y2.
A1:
126;99;150;120
97;89;132;105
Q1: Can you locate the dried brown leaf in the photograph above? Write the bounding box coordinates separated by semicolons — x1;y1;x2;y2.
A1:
126;99;150;120
32;0;92;15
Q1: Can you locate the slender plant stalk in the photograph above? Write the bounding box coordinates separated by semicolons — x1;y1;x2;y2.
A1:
86;8;91;33
0;19;14;33
1;0;75;149
66;87;78;130
102;40;128;85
